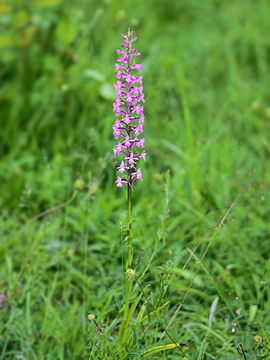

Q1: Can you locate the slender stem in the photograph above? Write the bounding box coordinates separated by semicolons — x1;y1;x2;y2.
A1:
118;184;133;359
2;191;78;248
127;184;132;268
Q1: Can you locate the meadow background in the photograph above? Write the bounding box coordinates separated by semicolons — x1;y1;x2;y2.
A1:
1;0;270;358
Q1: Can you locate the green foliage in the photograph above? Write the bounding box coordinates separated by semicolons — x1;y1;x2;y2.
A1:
1;0;270;358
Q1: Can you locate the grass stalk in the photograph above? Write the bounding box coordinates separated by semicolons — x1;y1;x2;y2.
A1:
134;276;188;354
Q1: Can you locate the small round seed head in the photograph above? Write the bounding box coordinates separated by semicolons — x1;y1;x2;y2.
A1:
74;178;85;191
88;314;96;321
126;268;135;280
254;335;262;343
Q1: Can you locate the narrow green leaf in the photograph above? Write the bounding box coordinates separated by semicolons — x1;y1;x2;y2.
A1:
249;305;257;322
141;343;182;358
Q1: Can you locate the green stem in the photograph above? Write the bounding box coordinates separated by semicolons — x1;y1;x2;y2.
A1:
127;184;132;268
118;184;133;359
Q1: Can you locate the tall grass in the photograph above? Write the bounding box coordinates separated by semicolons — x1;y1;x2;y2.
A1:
1;0;270;358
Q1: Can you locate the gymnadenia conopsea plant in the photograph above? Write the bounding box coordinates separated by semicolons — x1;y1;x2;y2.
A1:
107;30;186;359
113;29;145;357
113;29;145;269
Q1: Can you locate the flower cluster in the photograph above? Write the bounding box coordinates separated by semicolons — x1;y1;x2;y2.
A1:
113;30;145;189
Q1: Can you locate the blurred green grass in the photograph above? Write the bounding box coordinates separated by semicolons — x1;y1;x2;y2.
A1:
1;0;270;358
